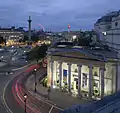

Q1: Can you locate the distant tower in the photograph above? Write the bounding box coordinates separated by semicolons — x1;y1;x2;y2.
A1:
28;16;32;41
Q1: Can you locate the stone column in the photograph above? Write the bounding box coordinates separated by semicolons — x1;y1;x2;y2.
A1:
100;67;105;99
116;63;119;92
28;16;32;41
78;64;82;96
68;63;72;92
50;61;54;88
88;65;93;100
59;61;63;89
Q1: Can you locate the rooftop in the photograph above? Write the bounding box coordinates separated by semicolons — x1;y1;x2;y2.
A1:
96;10;120;24
48;40;118;62
0;27;25;32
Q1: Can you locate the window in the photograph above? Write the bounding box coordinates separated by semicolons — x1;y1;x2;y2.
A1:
115;22;118;27
82;73;88;88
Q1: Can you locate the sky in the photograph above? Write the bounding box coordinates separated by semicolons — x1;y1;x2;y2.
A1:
0;0;120;31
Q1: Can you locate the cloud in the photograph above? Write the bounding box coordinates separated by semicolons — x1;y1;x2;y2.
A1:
0;0;120;31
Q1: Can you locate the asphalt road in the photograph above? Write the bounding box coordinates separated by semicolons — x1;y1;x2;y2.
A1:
3;65;61;113
0;68;27;113
3;73;25;113
0;73;10;113
0;46;31;113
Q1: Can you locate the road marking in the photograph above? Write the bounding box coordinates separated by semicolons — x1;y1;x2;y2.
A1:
25;71;64;111
28;86;64;111
2;63;34;113
2;74;18;113
12;64;31;71
49;105;54;113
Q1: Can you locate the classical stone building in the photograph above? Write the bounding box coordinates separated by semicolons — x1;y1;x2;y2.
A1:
0;27;24;42
94;10;120;51
47;42;120;100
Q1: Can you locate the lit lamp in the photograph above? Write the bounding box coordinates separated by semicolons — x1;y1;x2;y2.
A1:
34;68;37;92
102;32;107;36
24;93;27;113
72;35;77;41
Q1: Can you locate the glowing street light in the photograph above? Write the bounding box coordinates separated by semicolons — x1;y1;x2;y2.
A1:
102;32;107;36
34;68;37;92
24;93;27;113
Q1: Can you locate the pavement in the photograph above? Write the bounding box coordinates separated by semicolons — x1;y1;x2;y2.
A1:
0;63;31;113
25;67;90;110
3;64;61;113
0;62;7;67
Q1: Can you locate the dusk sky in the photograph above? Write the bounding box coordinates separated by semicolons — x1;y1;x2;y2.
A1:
0;0;120;31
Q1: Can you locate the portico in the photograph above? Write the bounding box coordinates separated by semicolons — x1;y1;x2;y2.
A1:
47;59;108;100
47;47;118;100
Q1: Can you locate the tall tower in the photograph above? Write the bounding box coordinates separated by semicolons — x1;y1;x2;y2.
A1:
28;16;32;41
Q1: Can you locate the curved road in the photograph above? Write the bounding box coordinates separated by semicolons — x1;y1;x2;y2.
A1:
3;65;61;113
3;72;25;113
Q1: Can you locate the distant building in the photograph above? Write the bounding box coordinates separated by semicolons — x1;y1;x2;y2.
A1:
94;10;120;51
47;41;119;100
0;27;25;42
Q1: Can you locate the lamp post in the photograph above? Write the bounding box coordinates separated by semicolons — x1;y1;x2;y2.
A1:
102;31;107;43
36;59;38;64
24;93;27;113
34;68;37;92
112;29;113;47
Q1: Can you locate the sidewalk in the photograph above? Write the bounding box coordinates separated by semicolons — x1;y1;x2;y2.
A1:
25;69;90;109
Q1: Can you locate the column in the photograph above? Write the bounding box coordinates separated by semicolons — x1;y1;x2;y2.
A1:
88;65;93;100
100;67;105;99
59;61;63;89
50;61;54;88
116;63;118;92
68;63;72;92
78;64;82;96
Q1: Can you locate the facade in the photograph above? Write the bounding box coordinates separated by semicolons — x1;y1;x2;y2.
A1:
94;10;120;51
0;27;24;42
47;43;120;100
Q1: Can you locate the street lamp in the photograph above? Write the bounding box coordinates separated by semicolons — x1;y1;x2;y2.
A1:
102;31;113;47
34;68;37;92
102;31;107;42
36;59;38;64
24;93;27;113
102;32;107;36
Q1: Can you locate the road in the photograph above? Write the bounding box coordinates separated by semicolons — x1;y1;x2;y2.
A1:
0;73;10;113
0;66;29;113
3;65;61;113
3;72;25;113
0;46;31;113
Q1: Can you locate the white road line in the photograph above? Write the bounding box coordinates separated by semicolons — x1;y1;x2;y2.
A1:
2;74;18;113
12;64;31;71
2;64;33;113
49;105;54;113
28;87;63;111
26;71;64;111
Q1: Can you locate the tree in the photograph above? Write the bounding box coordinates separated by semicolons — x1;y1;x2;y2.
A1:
0;36;5;44
23;36;28;42
26;44;49;61
73;37;92;46
31;35;39;42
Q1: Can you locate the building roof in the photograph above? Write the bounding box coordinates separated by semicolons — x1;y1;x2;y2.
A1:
48;41;118;62
96;10;120;24
0;27;25;32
